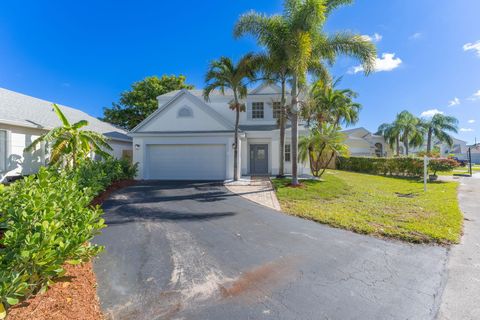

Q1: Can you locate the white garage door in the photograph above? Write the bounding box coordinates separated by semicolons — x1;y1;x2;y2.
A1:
146;144;226;180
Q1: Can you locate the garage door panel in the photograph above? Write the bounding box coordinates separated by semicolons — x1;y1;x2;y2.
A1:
146;144;226;180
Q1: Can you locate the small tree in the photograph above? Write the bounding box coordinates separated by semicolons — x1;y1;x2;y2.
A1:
25;104;112;168
428;158;459;176
299;123;348;178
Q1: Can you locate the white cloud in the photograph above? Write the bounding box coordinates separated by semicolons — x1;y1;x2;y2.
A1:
460;128;474;132
352;53;402;74
448;97;460;107
468;119;476;124
467;90;480;101
421;109;444;118
463;40;480;57
361;33;383;43
409;32;423;40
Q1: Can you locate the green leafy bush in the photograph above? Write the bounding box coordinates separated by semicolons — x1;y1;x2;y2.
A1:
428;158;459;175
0;159;137;315
337;156;425;177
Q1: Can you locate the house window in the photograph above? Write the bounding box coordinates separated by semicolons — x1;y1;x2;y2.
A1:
252;102;264;119
285;144;291;162
177;106;193;118
375;143;383;157
0;130;6;172
273;102;282;119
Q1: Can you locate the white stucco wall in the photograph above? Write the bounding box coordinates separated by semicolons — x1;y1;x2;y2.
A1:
140;94;229;132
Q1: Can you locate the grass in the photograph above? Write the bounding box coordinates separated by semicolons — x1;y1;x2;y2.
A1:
437;164;480;176
272;170;463;244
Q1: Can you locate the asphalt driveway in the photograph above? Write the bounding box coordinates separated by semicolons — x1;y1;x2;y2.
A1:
93;181;448;320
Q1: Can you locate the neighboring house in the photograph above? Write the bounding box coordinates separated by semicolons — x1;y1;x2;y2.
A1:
130;83;310;180
0;88;132;182
342;127;392;157
342;127;468;158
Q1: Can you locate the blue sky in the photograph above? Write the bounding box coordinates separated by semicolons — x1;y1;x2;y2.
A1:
1;0;479;143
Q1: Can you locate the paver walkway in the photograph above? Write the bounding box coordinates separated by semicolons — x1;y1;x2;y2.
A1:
224;176;281;211
438;173;480;319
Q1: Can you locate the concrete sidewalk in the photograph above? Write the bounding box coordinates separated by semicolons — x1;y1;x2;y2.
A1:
438;173;480;319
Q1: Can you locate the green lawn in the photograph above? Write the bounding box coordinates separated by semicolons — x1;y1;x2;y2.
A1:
438;164;480;176
272;170;462;244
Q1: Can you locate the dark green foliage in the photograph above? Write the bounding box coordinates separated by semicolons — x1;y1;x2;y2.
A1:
337;156;425;177
101;75;194;130
0;159;137;312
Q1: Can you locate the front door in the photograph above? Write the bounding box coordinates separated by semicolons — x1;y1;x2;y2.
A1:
250;144;268;175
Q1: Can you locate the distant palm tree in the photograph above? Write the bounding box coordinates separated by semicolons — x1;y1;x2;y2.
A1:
25;104;112;168
204;55;257;181
299;123;348;177
396;111;425;155
423;114;458;153
377;121;402;156
235;0;376;185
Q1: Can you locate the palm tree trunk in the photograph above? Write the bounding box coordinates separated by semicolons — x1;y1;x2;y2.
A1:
233;92;240;181
278;78;286;178
404;132;409;156
291;74;299;186
396;136;400;156
427;128;432;154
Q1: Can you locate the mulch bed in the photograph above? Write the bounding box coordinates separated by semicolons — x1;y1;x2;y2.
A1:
90;179;137;207
7;262;103;320
5;179;137;320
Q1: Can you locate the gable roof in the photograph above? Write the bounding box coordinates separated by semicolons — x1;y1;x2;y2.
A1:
0;87;130;141
131;89;235;133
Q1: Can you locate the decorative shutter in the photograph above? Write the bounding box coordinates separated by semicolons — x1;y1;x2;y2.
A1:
247;103;252;120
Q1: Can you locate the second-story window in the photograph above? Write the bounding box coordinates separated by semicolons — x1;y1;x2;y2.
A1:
284;144;291;162
272;102;281;119
252;102;264;119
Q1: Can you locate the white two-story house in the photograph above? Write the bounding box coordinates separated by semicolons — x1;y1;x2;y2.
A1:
130;83;310;180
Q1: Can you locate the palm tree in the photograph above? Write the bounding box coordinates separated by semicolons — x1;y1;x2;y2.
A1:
252;52;291;177
423;114;458;153
396;111;425;155
377;121;402;156
299;123;348;177
25;104;112;168
235;0;376;185
203;54;257;181
302;79;360;129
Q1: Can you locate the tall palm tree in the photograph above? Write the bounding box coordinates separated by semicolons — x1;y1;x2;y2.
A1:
203;54;257;181
396;110;425;155
235;0;376;185
253;52;291;177
423;114;458;153
25;104;112;168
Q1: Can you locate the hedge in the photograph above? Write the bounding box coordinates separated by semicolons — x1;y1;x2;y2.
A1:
0;158;137;316
337;156;425;177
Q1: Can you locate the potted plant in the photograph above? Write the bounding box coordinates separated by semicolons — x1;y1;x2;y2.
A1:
427;158;459;181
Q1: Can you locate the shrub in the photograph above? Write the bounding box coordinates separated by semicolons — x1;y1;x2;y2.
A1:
428;158;459;175
337;156;425;177
0;159;137;316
